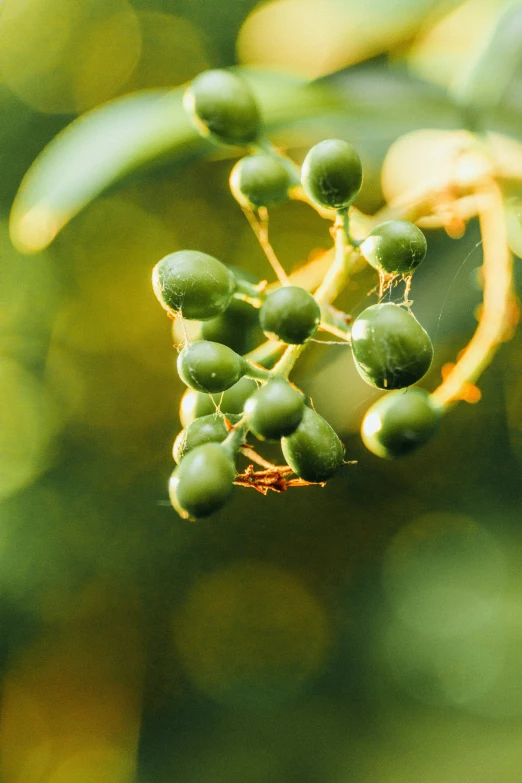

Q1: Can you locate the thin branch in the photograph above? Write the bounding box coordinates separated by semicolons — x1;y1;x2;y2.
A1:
431;179;514;409
314;211;356;306
241;205;290;285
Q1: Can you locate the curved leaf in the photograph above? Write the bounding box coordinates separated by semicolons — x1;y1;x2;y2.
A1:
10;73;342;253
451;0;522;118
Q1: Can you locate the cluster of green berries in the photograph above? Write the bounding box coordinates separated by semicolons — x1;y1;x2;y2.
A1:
152;69;441;520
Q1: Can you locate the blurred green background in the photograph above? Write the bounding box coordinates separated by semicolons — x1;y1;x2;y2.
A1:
1;0;522;781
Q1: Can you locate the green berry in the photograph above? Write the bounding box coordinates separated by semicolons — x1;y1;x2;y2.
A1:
152;250;236;320
172;266;264;354
200;267;263;352
173;414;230;464
244;378;304;441
169;443;236;519
351;303;433;390
199;314;264;354
260;286;320;344
179;377;258;428
183;69;261;145
301;139;362;210
360;220;427;275
178;340;245;393
281;406;344;483
361;387;440;459
230;153;291;208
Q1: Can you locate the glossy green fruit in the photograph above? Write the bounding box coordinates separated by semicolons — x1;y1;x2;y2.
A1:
173;414;230;464
244;378;304;441
301;139;362;210
281;406;344;483
351;303;433;390
183;69;261;145
360;220;427;275
230;153;291;208
178;340;245;393
179;377;258;428
169;443;236;519
152;250;236;320
260;286;320;344
200;314;264;354
172;266;264;354
361;387;440;459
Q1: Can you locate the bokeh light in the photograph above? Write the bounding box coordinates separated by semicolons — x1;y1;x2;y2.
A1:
125;12;211;91
0;0;141;114
382;512;505;636
174;561;330;708
0;622;143;783
1;0;522;779
0;356;58;501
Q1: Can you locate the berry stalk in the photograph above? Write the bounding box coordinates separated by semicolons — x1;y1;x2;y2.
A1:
431;178;514;409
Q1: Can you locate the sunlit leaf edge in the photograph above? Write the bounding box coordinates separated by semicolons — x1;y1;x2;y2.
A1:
9;71;343;254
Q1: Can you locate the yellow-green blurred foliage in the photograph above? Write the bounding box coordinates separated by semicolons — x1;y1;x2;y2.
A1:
0;1;522;782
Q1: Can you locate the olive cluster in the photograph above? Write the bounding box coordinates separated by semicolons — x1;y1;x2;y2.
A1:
152;69;440;520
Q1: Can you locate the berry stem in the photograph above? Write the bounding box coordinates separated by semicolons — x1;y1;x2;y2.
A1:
314;209;357;306
242;359;272;383
430;178;514;409
241;205;290;285
318;305;352;342
244;339;286;368
270;343;308;379
233;277;265;307
222;417;250;459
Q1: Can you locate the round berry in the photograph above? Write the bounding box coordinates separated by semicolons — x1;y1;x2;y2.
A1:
173;414;230;464
281;406;344;483
199;313;264;355
244;378;304;441
172;266;264;354
361;387;440;459
183;69;261;145
169;443;236;519
200;267;263;351
360;220;427;275
230;153;291;209
152;250;236;320
351;303;433;390
177;340;245;393
301;139;362;210
260;286;320;344
179;377;258;428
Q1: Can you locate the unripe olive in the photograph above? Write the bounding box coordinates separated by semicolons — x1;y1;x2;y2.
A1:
200;266;263;351
172;265;264;354
281;406;344;483
351;303;433;390
260;286;320;344
244;378;304;441
361;387;440;459
173;414;230;464
360;220;427;275
230;153;291;209
152;250;236;320
199;314;264;355
301;139;362;210
179;377;258;428
183;69;261;145
169;443;236;519
177;340;245;393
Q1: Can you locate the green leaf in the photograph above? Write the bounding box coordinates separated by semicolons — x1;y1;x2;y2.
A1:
9;72;342;253
451;0;522;120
